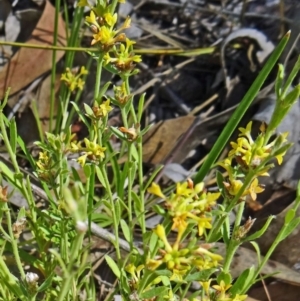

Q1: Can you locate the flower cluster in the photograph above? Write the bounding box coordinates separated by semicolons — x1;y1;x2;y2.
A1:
218;121;290;203
147;224;223;282
91;99;113;120
60;66;88;92
70;138;106;166
146;179;222;281
194;280;247;301
79;0;141;73
148;179;220;237
36;151;55;182
113;82;131;106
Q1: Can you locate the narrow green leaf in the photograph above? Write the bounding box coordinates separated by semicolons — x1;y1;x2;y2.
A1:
104;255;121;279
71;101;90;128
83;103;94;116
120;219;131;242
285;209;295;224
137;93;145;123
275;64;284;99
216;170;226;198
243;215;275;242
149;232;158;255
140;286;167;299
98;81;111;100
9;117;17;154
279;217;300;242
230;266;255;295
282;54;300;97
154;270;172;277
83;164;92;178
282;84;300;107
185;269;217;282
194;31;290;183
114;198;121;223
37;272;55;292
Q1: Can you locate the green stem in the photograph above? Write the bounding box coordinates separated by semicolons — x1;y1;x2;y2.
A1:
127;143;133;249
49;0;60;132
99;164;121;261
208;171;255;242
222;202;245;273
137;136;146;235
94;54;104;101
57;232;85;301
242;221;289;293
4;204;26;280
60;90;71;131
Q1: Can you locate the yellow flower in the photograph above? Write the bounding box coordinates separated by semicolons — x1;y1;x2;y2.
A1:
196;217;213;236
212;280;232;299
60;67;87;92
176;182;193;197
77;153;88;167
103;12;117;27
247;178;264;201
147;182;166;199
146;258;163;271
154;224;172;252
200;279;212;295
238;121;254;144
85;10;98;28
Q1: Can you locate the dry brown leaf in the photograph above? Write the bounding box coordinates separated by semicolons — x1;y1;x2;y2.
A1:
143;115;195;164
0;0;66;100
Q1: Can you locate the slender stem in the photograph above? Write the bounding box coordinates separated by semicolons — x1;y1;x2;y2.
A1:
127;143;133;250
137;136;146;234
57;232;85;301
49;0;61;132
99;164;121;261
207;171;255;242
222;202;245;273
4;204;26;280
60;90;71;131
94;54;104;101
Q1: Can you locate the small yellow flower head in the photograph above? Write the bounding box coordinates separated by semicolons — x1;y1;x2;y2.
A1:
176;182;193;197
103;12;117;27
154;224;172;252
146;258;163;271
196;216;213;236
86;10;98;28
212;280;232;299
61;66;88;92
247;178;264;201
92;99;113;119
113;82;131;106
147;182;166;199
200;279;212;295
